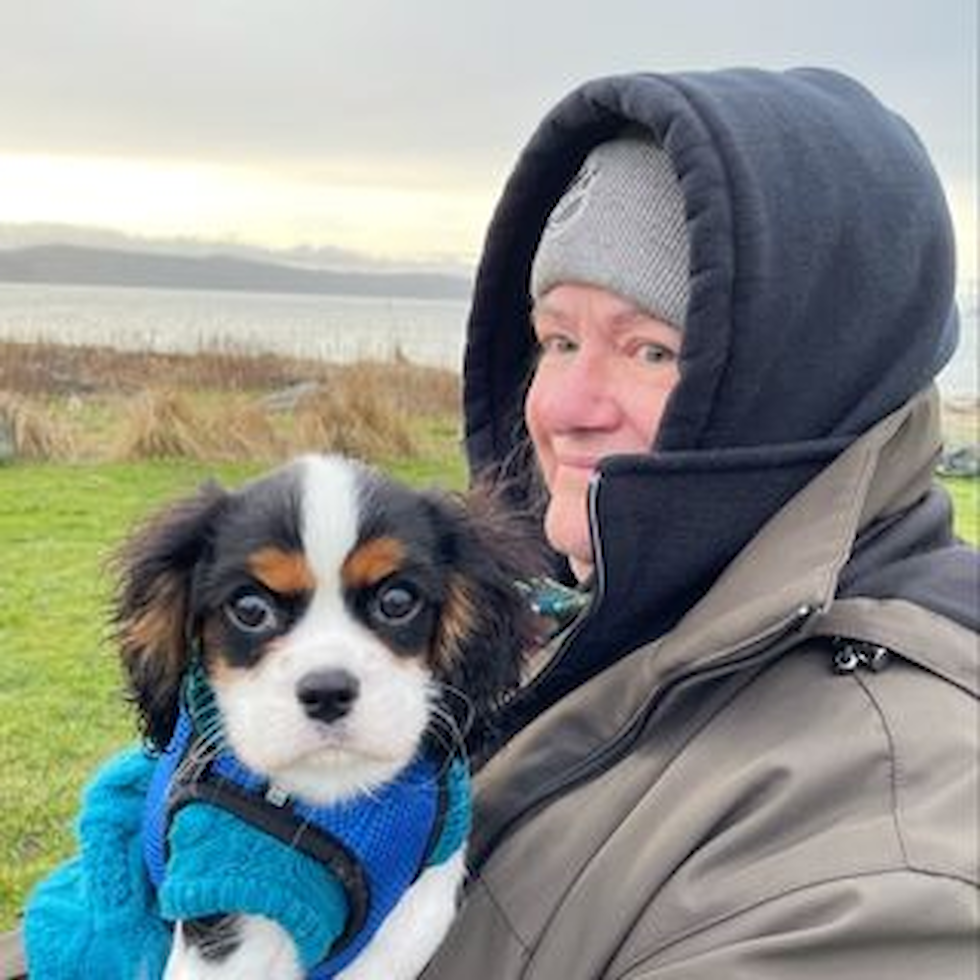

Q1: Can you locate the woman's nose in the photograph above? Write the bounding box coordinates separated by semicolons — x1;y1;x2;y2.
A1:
530;347;621;432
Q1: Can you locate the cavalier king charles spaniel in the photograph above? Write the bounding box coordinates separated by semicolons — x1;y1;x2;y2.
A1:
113;453;542;979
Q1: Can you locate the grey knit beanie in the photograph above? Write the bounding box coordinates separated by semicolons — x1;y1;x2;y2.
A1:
530;135;690;328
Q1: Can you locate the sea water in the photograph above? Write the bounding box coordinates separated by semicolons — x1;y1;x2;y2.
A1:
0;283;468;371
0;281;976;397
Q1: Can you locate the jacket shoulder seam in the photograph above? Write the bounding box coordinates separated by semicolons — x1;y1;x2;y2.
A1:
472;872;533;956
850;670;913;866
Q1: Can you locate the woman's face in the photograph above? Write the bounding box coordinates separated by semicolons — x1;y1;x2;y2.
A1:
525;283;682;579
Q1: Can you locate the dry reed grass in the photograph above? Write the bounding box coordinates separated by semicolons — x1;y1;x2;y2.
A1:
0;340;460;464
942;397;980;448
213;400;286;462
112;383;420;464
294;379;417;461
0;394;74;461
330;360;461;417
0;340;319;396
114;391;294;463
113;390;212;461
1;339;461;411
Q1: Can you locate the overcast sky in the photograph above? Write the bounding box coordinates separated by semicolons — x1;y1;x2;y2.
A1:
0;0;975;277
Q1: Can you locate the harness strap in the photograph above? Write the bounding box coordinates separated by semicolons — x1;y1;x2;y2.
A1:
167;769;370;955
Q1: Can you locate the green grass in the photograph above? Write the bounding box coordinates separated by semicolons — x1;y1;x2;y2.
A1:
0;460;972;930
0;461;264;930
944;476;979;544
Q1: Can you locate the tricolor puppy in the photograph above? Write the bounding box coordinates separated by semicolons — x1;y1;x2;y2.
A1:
114;454;541;979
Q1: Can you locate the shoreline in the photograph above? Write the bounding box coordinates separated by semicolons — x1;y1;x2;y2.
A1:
0;338;976;468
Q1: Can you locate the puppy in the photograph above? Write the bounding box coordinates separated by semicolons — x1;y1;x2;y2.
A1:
113;453;541;979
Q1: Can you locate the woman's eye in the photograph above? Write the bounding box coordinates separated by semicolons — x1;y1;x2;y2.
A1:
635;341;677;365
225;592;280;634
537;334;578;357
370;582;423;626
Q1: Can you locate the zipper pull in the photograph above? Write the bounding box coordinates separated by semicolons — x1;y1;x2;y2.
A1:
832;637;892;675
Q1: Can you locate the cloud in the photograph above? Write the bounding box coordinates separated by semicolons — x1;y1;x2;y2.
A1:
2;2;973;161
0;0;973;263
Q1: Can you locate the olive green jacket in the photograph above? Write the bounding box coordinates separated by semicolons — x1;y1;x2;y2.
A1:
424;390;979;979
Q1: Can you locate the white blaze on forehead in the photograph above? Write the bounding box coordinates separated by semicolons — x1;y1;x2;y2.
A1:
298;455;363;592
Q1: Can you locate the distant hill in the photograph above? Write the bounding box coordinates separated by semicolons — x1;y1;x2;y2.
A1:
0;244;472;301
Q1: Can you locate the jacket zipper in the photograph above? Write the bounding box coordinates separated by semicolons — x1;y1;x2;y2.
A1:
830;636;892;674
472;602;821;873
504;471;611;697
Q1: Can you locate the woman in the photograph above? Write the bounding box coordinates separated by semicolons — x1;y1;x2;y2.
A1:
422;68;979;978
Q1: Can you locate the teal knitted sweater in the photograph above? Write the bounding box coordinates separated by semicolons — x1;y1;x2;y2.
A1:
24;744;469;978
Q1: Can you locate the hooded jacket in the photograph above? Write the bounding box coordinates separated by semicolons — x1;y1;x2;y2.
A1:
422;68;978;978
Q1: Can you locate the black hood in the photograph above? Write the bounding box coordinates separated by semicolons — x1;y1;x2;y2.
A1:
463;68;960;706
466;68;958;469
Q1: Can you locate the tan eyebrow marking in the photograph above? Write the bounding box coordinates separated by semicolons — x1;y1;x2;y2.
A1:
248;547;315;594
342;536;406;589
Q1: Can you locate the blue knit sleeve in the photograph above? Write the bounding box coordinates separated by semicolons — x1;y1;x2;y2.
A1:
23;746;173;979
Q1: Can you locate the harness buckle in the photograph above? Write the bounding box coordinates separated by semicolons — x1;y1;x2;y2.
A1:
265;784;290;807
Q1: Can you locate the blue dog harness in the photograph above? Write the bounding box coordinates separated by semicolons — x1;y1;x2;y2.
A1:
143;701;469;977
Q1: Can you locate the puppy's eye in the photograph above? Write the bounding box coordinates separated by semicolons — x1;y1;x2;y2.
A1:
225;591;280;635
370;582;423;626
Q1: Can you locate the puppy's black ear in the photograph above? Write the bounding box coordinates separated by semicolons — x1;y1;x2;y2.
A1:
429;483;549;753
111;481;228;749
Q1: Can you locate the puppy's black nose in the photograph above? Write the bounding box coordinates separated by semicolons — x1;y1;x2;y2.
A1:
296;669;360;724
